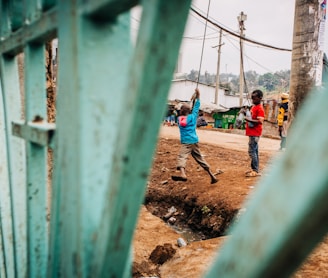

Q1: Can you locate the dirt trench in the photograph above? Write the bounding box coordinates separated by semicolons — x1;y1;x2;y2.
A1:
144;194;237;241
142;135;272;241
132;135;272;277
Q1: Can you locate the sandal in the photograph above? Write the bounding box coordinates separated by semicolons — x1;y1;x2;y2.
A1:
211;178;218;184
171;176;188;182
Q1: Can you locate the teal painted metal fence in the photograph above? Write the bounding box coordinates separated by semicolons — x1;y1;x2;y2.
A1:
0;0;192;276
0;0;327;277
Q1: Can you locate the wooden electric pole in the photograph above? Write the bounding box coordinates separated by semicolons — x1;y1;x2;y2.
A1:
214;29;224;105
238;11;247;107
289;0;323;125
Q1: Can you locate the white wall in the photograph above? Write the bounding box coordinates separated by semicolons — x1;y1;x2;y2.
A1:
168;80;249;108
168;80;214;103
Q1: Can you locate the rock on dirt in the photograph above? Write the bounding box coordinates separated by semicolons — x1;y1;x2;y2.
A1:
149;244;176;265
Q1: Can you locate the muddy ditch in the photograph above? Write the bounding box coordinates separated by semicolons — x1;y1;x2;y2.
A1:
144;194;239;241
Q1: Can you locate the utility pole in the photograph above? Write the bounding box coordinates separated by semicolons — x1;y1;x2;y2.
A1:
289;1;324;125
238;11;247;107
214;29;224;105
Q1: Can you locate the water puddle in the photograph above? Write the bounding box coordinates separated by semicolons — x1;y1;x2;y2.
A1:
168;224;206;243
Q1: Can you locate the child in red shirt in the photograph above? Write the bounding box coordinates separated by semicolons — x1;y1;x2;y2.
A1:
245;90;265;177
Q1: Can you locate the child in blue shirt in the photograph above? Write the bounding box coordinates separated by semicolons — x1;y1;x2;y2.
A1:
172;88;218;184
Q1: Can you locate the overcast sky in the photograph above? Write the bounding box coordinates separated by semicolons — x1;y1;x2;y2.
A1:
180;0;328;75
131;1;327;75
180;0;296;75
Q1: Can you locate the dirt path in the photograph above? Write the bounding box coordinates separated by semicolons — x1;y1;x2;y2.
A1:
159;125;280;153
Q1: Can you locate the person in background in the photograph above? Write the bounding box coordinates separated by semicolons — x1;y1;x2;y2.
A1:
277;92;289;151
165;108;171;123
197;112;208;127
172;88;218;184
170;109;178;125
245;89;265;177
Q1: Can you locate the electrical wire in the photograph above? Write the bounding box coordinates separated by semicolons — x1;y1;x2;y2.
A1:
191;4;235;33
190;7;291;52
224;34;290;76
189;4;291;91
184;31;218;40
188;3;291;107
189;12;218;33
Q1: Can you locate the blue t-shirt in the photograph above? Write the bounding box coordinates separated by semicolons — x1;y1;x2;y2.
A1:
178;99;200;144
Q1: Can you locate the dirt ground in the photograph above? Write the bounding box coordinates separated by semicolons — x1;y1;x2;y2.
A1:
132;126;328;278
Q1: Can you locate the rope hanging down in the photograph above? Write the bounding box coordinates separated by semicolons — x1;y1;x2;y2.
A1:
192;0;211;108
196;0;211;88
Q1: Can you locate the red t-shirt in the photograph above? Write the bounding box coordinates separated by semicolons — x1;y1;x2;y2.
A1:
245;104;265;136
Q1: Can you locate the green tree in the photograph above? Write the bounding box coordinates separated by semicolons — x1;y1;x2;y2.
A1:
258;73;275;91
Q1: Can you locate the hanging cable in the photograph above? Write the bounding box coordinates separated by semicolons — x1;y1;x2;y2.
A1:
196;0;211;88
191;0;211;109
191;7;291;52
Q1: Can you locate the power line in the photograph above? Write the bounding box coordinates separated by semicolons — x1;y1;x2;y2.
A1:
184;34;218;40
224;35;284;75
190;7;291;52
191;4;238;34
189;12;218;33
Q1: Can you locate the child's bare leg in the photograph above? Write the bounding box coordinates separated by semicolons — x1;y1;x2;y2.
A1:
180;167;187;179
172;167;188;182
206;169;218;184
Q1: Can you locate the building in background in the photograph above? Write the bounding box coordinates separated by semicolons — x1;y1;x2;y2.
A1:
168;79;250;109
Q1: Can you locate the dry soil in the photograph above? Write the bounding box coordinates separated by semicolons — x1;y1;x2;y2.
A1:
132;126;328;278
